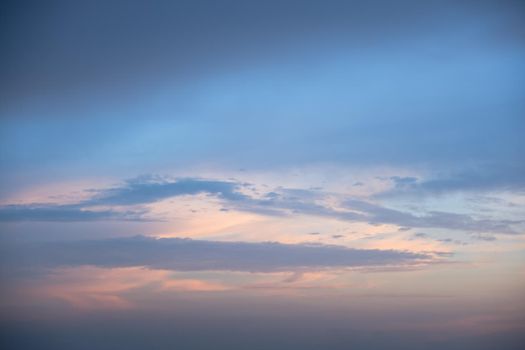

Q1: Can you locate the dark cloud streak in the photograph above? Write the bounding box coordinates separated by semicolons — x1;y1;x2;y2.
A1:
1;235;430;273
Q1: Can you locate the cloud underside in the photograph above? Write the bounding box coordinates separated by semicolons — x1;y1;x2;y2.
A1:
2;236;429;273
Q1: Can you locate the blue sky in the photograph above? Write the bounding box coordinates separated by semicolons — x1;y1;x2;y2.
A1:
1;1;524;349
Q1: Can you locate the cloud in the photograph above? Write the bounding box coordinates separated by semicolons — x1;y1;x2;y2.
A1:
0;204;143;222
418;165;525;194
0;176;520;234
436;238;467;246
0;177;248;222
470;233;497;241
379;163;525;198
2;236;430;273
390;176;418;189
342;199;521;234
412;233;468;245
85;176;248;206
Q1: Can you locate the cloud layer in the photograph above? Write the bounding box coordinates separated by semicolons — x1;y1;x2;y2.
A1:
1;235;430;273
1;176;520;234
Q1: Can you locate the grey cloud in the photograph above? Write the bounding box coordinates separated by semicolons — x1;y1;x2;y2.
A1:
2;236;430;273
412;233;467;245
260;194;517;235
418;165;525;194
414;233;429;238
86;176;248;206
343;199;521;234
379;164;525;198
0;204;144;222
470;233;497;241
436;238;467;246
0;177;249;222
390;176;418;189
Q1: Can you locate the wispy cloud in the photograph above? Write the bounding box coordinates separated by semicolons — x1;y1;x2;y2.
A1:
1;176;521;234
342;199;521;234
0;177;246;222
378;163;525;198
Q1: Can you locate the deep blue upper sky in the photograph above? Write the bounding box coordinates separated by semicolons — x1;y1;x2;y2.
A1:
1;0;524;198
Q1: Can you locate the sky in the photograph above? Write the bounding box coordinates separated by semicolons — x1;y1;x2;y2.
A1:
1;0;524;349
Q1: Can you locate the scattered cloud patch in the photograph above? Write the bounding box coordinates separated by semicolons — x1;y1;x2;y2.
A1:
436;238;467;246
470;234;497;241
379;164;525;197
413;232;429;238
343;199;521;234
412;232;467;245
390;176;418;189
